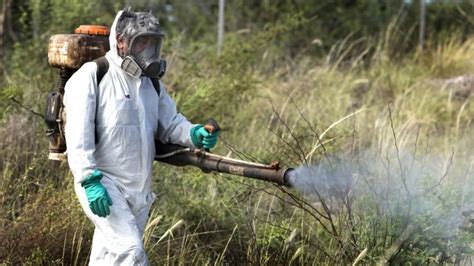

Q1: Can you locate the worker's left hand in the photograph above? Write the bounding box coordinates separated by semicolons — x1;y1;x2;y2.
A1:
191;125;219;149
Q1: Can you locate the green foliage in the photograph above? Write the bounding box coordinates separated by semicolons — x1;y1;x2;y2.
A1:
1;1;474;265
0;86;22;119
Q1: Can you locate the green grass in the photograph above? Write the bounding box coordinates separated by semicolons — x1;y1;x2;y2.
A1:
1;22;473;264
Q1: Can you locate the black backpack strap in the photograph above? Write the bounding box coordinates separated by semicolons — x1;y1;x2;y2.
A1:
150;77;161;97
93;56;108;144
94;56;109;85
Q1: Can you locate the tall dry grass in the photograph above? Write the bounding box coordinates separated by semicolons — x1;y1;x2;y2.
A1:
1;18;473;264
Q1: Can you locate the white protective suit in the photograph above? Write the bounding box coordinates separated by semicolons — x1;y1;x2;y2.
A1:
64;11;195;265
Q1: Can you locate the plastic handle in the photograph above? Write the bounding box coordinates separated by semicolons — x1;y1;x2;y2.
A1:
203;118;220;153
204;118;220;134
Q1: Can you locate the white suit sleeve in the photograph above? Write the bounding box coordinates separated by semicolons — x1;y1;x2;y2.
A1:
156;82;196;147
64;62;98;184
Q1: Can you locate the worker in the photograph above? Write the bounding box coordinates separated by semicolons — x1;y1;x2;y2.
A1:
63;7;218;265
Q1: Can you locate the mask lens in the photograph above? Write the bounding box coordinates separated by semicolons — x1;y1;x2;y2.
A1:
130;34;162;59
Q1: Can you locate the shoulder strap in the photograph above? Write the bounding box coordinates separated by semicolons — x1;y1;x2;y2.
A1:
93;56;108;144
150;77;161;97
94;56;109;85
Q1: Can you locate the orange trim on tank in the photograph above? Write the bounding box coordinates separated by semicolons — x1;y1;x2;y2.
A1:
74;25;110;36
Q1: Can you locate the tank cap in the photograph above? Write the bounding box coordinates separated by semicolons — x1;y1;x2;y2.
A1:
75;25;110;36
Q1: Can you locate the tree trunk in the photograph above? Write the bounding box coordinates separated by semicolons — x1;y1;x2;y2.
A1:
419;0;426;52
6;0;16;43
217;0;224;56
0;0;6;85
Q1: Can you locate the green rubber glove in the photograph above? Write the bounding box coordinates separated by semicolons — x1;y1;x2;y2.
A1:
191;125;219;149
81;169;113;218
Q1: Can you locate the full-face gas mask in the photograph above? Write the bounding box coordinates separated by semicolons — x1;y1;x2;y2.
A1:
121;32;167;79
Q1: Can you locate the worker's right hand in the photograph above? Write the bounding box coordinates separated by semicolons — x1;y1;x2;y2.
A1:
81;169;113;218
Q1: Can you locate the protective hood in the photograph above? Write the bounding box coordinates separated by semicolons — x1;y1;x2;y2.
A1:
105;10;125;69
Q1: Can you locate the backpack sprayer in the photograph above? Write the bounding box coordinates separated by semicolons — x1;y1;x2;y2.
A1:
45;25;110;161
45;25;293;187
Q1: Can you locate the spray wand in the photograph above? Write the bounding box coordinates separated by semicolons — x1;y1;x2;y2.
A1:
154;119;293;187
